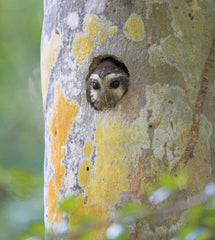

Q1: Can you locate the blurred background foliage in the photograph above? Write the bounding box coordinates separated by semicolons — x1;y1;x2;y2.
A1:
0;0;44;239
52;172;215;240
0;1;215;240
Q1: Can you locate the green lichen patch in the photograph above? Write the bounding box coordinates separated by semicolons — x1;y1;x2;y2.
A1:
144;84;193;170
148;44;165;67
148;0;215;105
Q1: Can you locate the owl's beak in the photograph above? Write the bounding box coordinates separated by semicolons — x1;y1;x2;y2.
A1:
103;94;115;108
104;95;108;104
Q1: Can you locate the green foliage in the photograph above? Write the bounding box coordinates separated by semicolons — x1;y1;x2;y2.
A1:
59;196;97;226
59;195;80;213
178;196;215;240
0;0;43;239
120;201;144;218
8;168;213;240
58;196;98;239
0;165;43;240
54;173;215;240
0;165;42;200
158;171;188;191
0;0;43;172
18;222;45;240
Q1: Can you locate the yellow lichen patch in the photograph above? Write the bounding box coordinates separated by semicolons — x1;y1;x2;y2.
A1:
124;13;145;41
48;83;79;188
54;211;63;223
83;117;132;211
75;113;150;238
97;28;107;43
72;14;117;66
108;26;118;37
47;177;59;228
68;195;101;238
87;118;130;204
83;141;94;158
72;33;95;65
83;15;101;37
78;160;93;189
41;31;61;107
83;15;117;44
191;0;201;10
75;116;136;237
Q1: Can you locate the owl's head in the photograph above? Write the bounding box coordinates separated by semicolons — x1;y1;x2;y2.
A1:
86;58;129;110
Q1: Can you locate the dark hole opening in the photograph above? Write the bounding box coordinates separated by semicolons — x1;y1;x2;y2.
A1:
86;55;129;81
100;57;129;76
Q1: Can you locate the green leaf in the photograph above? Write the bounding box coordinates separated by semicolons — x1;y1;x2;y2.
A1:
0;165;42;199
59;195;79;212
159;171;188;191
18;221;45;240
120;201;144;217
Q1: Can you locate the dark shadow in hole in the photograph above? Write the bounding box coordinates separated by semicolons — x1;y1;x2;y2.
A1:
86;55;129;81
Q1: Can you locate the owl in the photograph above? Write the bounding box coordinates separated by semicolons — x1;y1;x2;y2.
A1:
86;58;129;110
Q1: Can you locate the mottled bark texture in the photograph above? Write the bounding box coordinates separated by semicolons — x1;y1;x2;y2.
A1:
41;0;215;239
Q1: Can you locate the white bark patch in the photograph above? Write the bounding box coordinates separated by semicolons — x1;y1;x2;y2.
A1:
85;0;106;14
66;12;79;30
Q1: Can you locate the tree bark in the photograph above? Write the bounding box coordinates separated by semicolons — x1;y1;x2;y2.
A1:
41;0;215;239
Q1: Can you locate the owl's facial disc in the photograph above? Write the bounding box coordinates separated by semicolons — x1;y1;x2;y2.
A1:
92;81;101;90
110;80;120;89
86;59;129;110
89;74;101;90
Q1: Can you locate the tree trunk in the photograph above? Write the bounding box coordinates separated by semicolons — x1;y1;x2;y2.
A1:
41;0;215;239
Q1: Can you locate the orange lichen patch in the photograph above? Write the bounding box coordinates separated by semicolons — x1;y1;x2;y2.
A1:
48;83;79;188
72;33;95;65
124;13;145;41
72;15;117;66
78;160;93;189
54;211;63;223
54;163;66;189
83;141;94;158
41;31;61;107
47;177;59;228
191;0;201;10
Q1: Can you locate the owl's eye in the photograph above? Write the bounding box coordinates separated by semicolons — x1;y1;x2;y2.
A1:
110;80;120;89
93;81;101;90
